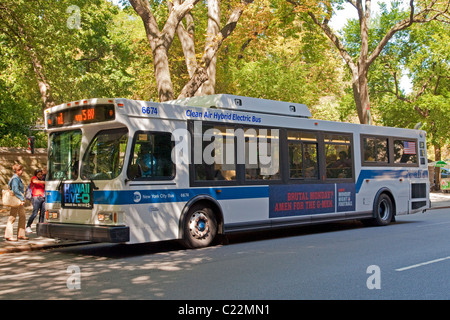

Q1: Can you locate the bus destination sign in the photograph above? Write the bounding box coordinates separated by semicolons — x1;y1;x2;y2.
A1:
47;104;115;128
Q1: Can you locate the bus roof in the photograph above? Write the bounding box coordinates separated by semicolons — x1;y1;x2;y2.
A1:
167;94;312;119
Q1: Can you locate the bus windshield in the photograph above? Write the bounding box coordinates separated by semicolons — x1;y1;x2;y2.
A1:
80;128;128;180
48;130;82;181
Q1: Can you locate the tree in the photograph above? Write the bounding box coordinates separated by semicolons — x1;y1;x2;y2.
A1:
128;0;254;102
0;1;58;110
171;0;221;96
128;0;201;102
215;0;346;108
0;0;134;147
287;0;450;124
370;20;450;161
0;0;134;113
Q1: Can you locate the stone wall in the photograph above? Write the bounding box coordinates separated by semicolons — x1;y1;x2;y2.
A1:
0;148;47;187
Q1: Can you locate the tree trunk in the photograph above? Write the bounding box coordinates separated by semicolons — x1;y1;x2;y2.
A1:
197;0;221;96
169;0;197;79
434;144;442;190
152;42;174;101
351;68;369;125
178;0;254;99
176;12;197;79
130;0;200;102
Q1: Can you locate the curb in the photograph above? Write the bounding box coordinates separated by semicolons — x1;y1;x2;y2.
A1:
428;205;450;210
0;240;88;254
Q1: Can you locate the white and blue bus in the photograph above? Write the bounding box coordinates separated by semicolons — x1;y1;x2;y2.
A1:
37;95;429;248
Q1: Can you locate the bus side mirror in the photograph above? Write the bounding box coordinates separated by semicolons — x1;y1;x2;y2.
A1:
127;164;142;180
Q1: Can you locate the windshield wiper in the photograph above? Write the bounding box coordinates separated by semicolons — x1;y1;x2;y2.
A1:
57;154;76;191
89;179;99;190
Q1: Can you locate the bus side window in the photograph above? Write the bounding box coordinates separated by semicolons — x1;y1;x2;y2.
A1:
194;124;237;182
324;133;353;179
394;139;417;164
287;130;318;180
363;136;388;163
128;132;174;180
244;128;280;181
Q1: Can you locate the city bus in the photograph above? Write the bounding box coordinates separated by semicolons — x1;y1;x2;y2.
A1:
37;95;430;248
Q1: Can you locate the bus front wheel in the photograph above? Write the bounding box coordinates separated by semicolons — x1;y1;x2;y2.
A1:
181;204;217;249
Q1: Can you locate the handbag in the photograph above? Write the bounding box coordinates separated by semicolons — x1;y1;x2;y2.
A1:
2;189;21;207
2;178;22;208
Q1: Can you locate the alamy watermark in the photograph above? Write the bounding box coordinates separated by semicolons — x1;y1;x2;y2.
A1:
67;265;81;290
67;5;81;30
171;121;280;175
366;265;381;290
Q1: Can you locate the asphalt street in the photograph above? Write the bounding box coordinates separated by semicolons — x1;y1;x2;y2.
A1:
1;191;449;254
0;198;448;300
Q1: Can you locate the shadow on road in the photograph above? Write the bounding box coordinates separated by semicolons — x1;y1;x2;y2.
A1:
53;219;382;258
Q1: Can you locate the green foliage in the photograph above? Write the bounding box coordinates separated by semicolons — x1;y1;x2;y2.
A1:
0;0;447;154
364;15;449;158
0;79;35;147
0;0;136;147
216;0;345;108
0;31;39;147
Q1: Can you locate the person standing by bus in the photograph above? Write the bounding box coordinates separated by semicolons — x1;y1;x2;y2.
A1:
4;164;28;241
26;169;45;234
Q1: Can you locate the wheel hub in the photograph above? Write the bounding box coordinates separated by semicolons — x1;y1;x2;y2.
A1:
189;211;210;239
379;199;390;221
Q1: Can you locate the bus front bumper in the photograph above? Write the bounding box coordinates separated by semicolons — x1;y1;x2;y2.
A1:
37;223;130;243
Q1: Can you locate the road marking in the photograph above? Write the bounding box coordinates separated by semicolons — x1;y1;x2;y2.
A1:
416;221;450;228
395;256;450;272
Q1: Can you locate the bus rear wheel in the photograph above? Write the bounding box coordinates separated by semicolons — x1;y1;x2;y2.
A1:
364;193;394;226
182;204;217;249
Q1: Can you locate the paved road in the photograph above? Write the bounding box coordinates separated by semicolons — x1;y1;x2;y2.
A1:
1;191;449;254
0;208;448;300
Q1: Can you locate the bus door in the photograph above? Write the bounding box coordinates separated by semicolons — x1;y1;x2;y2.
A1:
121;125;182;243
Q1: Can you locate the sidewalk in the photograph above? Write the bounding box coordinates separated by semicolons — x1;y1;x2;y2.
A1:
1;192;450;254
0;204;83;254
429;191;450;209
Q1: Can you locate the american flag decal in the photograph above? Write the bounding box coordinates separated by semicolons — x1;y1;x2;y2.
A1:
404;141;416;154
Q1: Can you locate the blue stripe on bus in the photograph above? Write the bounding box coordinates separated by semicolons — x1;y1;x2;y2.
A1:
355;169;428;193
46;186;269;205
46;169;428;205
96;186;269;205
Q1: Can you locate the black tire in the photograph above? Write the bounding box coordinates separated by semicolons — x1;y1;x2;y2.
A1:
364;193;394;226
181;204;217;249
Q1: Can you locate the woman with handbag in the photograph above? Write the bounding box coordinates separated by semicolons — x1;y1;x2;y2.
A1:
4;163;29;241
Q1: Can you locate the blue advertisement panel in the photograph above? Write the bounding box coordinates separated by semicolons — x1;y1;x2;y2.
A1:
61;182;94;209
269;183;355;218
336;183;356;213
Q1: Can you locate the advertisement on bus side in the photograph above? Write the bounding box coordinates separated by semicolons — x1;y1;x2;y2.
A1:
269;183;355;218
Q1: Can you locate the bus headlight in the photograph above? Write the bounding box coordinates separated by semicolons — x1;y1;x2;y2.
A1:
97;213;112;222
46;211;59;220
97;212;119;223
